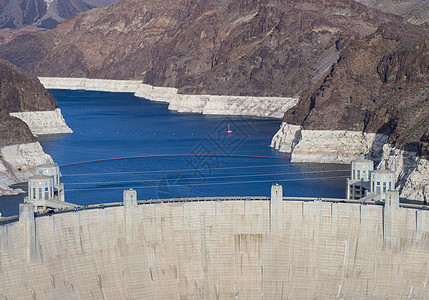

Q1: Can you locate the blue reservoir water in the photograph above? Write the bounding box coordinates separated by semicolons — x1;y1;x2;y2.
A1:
0;90;349;216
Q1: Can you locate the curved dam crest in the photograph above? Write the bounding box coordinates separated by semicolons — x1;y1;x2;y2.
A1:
1;192;429;298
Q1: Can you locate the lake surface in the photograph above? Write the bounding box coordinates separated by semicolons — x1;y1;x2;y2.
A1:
0;90;349;216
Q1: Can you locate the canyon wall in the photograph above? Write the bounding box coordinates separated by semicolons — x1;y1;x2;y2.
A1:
378;144;429;203
271;122;429;202
1;199;429;298
0;142;53;196
0;111;70;195
0;61;70;196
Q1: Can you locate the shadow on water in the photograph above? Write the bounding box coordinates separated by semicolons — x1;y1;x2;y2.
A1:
0;183;27;217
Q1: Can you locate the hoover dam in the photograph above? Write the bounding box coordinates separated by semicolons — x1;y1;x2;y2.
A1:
1;187;429;299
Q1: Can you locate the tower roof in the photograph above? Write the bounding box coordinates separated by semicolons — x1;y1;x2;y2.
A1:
37;163;58;168
352;158;372;163
372;169;394;174
29;175;52;180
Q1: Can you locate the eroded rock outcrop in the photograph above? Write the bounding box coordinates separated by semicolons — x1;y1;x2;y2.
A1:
0;142;53;196
0;0;117;31
0;58;56;112
271;123;388;163
10;108;72;135
378;144;429;202
283;23;429;152
0;109;35;148
0;60;71;196
271;123;429;201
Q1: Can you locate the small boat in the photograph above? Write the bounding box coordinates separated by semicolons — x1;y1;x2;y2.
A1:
226;124;232;134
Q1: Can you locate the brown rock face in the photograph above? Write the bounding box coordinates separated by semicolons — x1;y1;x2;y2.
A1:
0;109;35;147
0;58;58;147
360;0;429;25
0;0;116;30
0;0;425;154
284;22;429;151
418;130;429;158
0;0;399;96
0;58;57;112
0;0;119;45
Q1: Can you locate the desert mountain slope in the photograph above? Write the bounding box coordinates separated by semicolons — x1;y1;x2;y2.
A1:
285;22;429;151
0;0;94;30
360;0;429;25
0;58;57;112
0;0;401;97
0;0;426;152
0;58;57;146
0;0;118;45
0;0;118;30
0;109;35;147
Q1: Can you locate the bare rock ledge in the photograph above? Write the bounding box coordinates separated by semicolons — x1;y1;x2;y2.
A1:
10;108;73;135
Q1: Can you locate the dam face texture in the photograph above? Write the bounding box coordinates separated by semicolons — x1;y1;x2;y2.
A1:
1;188;429;299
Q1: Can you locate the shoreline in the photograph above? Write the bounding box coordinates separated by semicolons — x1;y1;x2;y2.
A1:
0;142;53;197
38;77;298;119
270;122;429;202
37;77;428;202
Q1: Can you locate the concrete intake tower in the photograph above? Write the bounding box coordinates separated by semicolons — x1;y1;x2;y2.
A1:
1;186;429;299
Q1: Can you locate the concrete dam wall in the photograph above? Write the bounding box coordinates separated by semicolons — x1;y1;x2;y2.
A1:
1;194;429;299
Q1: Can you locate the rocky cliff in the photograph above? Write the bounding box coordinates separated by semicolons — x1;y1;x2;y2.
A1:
0;59;70;195
0;110;35;148
0;110;54;195
284;22;429;152
273;21;429;201
360;0;429;25
0;0;117;30
0;0;400;97
0;58;57;112
0;0;427;199
0;0;118;45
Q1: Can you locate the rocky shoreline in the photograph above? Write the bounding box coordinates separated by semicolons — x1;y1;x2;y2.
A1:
38;77;428;202
0;142;53;196
39;77;298;119
271;122;429;202
1;105;71;196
